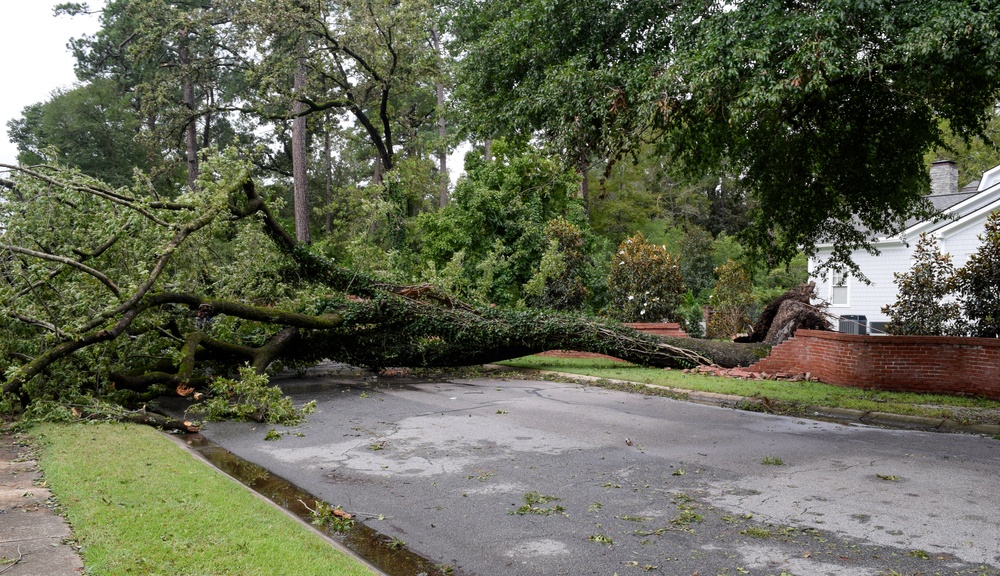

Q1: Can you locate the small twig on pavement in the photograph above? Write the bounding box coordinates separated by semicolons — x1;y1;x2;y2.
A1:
0;545;24;575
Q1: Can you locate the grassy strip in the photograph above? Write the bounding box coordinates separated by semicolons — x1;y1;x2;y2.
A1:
498;356;1000;424
33;423;376;576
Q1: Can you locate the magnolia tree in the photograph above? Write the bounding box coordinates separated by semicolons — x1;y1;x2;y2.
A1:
956;210;1000;337
881;233;964;336
0;155;768;421
882;219;1000;337
606;233;684;323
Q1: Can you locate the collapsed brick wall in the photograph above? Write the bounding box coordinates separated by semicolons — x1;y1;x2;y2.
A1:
750;330;1000;400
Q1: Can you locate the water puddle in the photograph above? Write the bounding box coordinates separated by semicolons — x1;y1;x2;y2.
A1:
182;434;455;576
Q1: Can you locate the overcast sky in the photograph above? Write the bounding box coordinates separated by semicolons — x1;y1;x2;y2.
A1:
0;1;104;166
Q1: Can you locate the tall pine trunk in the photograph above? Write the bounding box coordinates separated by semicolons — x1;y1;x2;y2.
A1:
432;26;448;208
292;57;311;244
180;30;198;190
324;114;333;235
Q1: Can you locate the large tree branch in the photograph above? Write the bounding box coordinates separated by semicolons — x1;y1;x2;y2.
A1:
351;103;392;169
3;288;343;398
71;405;201;433
4;307;142;399
251;327;300;373
111;326;299;394
372;7;397;162
143;293;343;329
2;244;121;298
5;311;68;338
241;177;395;296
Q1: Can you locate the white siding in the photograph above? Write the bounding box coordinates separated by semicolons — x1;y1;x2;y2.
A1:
810;242;913;326
941;220;986;270
810;206;996;333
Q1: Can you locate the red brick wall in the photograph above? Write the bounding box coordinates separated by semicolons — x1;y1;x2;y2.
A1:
750;330;1000;400
624;322;688;338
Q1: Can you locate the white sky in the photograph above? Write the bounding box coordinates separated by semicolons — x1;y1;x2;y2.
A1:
0;1;105;166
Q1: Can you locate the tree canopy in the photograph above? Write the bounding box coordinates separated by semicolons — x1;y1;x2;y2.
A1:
453;0;1000;271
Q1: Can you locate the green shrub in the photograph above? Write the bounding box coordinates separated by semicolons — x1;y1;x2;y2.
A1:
706;260;753;339
524;218;591;310
413;143;580;306
607;233;684;322
677;291;705;338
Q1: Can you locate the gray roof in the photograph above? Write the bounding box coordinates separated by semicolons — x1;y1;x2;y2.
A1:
901;179;982;229
819;167;999;246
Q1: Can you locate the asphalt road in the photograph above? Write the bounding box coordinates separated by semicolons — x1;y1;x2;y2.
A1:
190;374;1000;576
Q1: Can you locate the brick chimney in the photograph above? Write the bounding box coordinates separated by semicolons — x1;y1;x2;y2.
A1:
930;160;958;197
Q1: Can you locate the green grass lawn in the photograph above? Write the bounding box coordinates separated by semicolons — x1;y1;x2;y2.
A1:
33;423;376;576
499;355;1000;425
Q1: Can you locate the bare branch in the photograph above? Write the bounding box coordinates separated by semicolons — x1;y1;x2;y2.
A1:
71;234;121;260
5;311;69;338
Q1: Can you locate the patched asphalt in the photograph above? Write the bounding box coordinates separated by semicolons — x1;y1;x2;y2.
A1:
177;373;1000;576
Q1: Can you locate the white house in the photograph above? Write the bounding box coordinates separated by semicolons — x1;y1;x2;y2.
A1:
809;160;1000;334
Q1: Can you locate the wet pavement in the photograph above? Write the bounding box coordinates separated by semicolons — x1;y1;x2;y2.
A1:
176;374;1000;576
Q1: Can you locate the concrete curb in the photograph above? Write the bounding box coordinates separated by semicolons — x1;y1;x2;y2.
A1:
504;367;1000;438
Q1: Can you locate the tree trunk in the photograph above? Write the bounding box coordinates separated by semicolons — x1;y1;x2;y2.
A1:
179;30;198;190
202;86;214;150
579;163;590;220
292;57;311;244
373;154;383;185
437;86;448;207
432;25;448;208
324;113;333;235
293;295;769;372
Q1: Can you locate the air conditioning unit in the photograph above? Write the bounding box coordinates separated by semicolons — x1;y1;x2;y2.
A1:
838;315;867;335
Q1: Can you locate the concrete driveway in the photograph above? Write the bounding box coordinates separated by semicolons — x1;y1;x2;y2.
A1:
190;374;1000;576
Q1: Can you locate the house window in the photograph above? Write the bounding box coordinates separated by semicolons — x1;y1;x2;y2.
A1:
830;272;849;306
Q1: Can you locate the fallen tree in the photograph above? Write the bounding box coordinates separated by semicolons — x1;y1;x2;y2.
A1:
1;156;768;414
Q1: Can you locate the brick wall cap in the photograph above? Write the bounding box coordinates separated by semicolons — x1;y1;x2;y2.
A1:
794;329;1000;348
623;322;683;330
